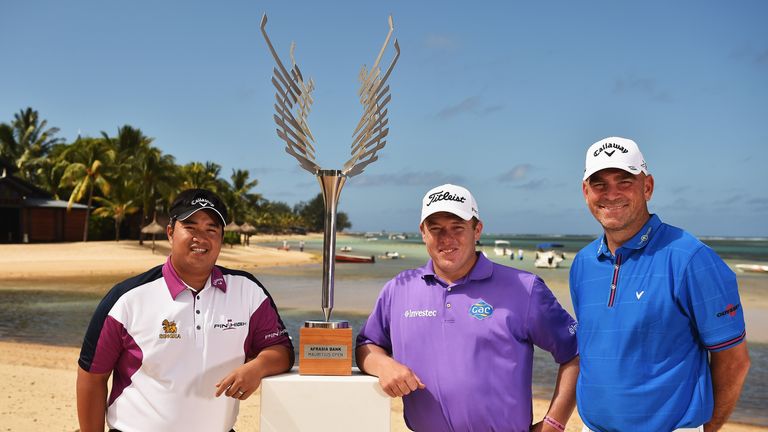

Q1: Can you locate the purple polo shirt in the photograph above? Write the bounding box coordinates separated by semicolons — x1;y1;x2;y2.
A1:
357;253;578;432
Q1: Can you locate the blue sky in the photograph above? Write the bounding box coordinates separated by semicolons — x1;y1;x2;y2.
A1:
2;1;766;236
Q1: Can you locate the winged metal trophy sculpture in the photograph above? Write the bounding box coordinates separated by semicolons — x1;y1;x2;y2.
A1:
260;14;399;324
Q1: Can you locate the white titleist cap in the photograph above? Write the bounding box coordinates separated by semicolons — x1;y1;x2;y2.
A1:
583;136;649;181
420;184;479;224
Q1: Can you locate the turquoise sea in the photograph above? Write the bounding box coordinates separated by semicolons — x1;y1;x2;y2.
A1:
0;234;766;426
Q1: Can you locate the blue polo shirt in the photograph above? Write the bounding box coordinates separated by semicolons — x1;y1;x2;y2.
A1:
570;214;746;431
357;253;578;432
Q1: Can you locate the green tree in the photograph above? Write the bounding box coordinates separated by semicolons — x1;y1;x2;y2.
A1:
60;137;115;241
0;107;62;183
226;169;261;223
93;183;139;242
294;193;351;232
102;125;179;228
181;161;221;191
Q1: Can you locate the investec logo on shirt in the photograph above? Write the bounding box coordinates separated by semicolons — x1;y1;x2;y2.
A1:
403;309;437;318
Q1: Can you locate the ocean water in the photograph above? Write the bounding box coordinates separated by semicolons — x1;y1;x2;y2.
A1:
0;234;766;425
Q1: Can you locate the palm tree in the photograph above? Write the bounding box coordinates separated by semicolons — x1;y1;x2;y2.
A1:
181;161;221;191
227;169;261;223
102;126;179;232
60;137;115;241
0;107;62;183
93;188;139;242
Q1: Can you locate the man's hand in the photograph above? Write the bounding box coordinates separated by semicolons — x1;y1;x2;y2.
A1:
376;357;425;397
215;344;292;400
356;343;425;398
215;360;263;400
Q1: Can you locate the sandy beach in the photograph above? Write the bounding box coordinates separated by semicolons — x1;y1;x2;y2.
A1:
0;240;765;431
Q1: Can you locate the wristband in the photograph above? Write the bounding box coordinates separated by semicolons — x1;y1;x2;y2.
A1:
544;415;566;432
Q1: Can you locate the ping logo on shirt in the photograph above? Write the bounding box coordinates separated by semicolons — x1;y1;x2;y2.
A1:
160;319;181;339
716;303;740;318
213;318;247;330
469;299;493;320
403;309;437;318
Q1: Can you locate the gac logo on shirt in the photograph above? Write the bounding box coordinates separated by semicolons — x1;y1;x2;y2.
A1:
160;319;181;339
469;299;493;320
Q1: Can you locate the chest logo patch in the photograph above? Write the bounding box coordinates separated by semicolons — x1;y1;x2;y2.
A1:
635;290;645;300
160;319;181;339
469;299;494;320
213;318;247;330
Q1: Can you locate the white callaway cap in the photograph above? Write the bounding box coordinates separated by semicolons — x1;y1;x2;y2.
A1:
583;136;649;181
420;184;479;224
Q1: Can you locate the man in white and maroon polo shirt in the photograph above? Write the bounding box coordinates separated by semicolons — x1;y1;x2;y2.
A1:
76;189;294;432
356;184;580;432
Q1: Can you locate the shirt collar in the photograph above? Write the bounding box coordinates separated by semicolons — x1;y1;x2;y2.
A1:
421;252;494;285
597;213;662;258
162;256;227;300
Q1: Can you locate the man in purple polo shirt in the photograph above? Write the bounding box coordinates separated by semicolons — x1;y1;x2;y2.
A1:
76;189;294;432
356;184;579;432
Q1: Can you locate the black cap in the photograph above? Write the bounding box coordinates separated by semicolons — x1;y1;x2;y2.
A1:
169;189;228;226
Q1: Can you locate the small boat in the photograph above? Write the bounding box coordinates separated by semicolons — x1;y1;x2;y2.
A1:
335;254;375;264
735;264;768;273
340;246;352;252
534;243;566;269
493;240;513;256
379;251;402;259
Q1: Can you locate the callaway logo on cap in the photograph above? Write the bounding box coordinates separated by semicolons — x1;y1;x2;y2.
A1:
583;136;649;181
420;184;479;223
169;188;228;226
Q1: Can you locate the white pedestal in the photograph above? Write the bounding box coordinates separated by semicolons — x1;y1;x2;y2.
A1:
260;367;390;432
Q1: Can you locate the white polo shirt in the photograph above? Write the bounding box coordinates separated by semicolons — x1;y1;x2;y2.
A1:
79;258;293;432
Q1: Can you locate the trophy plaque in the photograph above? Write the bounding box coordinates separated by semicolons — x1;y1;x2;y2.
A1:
260;14;399;375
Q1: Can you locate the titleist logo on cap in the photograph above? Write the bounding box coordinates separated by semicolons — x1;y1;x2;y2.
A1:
426;191;466;206
191;198;214;207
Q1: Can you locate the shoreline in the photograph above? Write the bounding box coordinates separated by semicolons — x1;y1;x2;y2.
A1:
0;241;766;429
1;340;764;431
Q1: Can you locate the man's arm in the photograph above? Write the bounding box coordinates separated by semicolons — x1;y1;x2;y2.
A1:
76;367;110;432
531;356;579;432
215;344;292;399
356;343;425;398
705;343;750;432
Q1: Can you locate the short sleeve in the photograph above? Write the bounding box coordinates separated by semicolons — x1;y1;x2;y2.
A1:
355;282;393;352
527;277;579;364
245;297;294;359
680;246;746;352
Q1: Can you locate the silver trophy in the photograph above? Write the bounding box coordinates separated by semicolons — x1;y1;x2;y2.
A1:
260;14;399;324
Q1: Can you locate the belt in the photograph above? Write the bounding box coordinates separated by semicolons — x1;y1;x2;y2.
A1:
582;426;702;432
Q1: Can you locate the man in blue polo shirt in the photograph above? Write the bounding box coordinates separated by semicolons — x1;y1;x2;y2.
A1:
76;189;294;432
356;184;580;432
571;137;751;431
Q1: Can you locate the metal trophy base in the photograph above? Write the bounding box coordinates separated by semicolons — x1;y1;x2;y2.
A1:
299;320;352;376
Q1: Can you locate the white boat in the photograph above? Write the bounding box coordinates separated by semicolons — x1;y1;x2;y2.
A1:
379;251;402;259
735;264;768;273
534;243;566;269
340;246;352;252
493;240;513;256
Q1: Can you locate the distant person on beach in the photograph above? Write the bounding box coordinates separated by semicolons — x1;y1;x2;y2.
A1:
518;248;524;260
356;183;579;432
299;240;305;252
570;137;750;431
76;188;294;432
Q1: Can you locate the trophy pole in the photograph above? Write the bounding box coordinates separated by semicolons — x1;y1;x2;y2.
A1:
317;169;347;322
